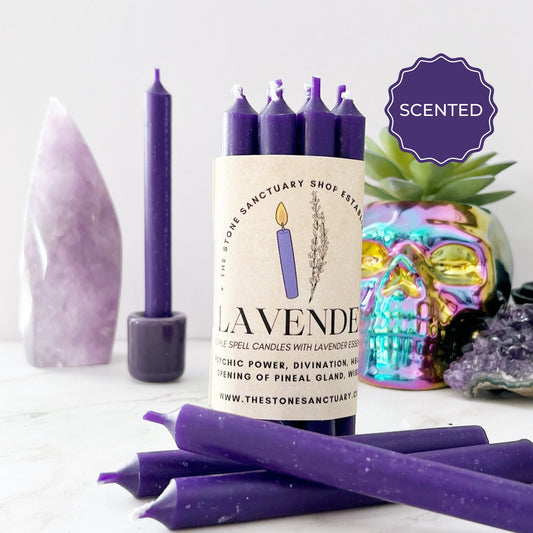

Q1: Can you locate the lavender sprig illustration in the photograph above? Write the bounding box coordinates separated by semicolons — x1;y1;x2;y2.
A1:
308;191;328;303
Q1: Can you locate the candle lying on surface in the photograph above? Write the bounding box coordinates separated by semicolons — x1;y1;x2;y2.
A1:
147;404;533;532
99;424;488;498
136;440;533;530
275;202;299;299
222;85;258;155
127;69;186;382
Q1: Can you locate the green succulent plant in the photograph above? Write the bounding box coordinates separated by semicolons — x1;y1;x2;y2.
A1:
365;128;516;206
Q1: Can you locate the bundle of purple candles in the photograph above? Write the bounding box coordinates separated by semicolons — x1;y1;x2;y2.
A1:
214;76;366;437
98;404;533;531
223;76;365;160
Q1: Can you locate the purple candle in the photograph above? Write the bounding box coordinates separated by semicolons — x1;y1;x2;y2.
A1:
334;90;366;160
258;81;296;155
99;425;488;498
222;85;258;155
275;202;298;299
127;69;186;382
296;76;335;156
145;68;172;318
136;440;533;529
151;404;533;532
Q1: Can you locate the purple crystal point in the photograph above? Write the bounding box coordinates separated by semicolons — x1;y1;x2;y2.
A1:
444;304;533;397
20;98;121;367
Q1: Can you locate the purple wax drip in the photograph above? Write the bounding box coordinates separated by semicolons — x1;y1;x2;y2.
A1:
296;76;335;156
145;68;172;318
444;304;533;395
222;86;258;155
331;84;347;112
276;229;298;299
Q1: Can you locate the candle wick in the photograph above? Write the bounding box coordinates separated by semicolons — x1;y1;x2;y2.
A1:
231;84;244;99
303;83;311;102
268;79;283;102
342;89;352;100
154;68;160;83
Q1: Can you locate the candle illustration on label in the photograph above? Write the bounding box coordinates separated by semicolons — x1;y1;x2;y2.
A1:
276;202;299;299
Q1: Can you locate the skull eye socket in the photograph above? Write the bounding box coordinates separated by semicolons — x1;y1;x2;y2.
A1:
429;244;483;285
361;241;389;277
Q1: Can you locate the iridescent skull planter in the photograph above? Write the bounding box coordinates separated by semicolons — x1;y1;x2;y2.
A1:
359;201;512;390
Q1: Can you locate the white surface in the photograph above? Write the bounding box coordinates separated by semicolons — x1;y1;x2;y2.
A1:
2;339;533;532
2;0;533;342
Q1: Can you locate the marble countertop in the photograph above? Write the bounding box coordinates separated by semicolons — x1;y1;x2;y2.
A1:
2;339;533;533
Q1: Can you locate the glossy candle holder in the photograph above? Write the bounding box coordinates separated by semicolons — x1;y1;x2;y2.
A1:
127;311;186;382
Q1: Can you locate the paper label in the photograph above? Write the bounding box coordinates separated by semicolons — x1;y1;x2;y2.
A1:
210;155;364;420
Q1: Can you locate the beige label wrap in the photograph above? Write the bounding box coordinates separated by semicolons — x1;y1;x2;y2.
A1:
211;155;364;420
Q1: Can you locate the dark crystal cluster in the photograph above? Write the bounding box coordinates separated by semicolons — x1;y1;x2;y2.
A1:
444;304;533;396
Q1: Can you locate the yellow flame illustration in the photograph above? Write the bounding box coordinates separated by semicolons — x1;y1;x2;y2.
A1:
276;202;288;228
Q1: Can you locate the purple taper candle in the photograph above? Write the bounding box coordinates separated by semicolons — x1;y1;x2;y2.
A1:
334;89;366;160
149;404;533;532
145;68;171;318
332;87;365;436
258;81;296;155
296;76;342;435
99;425;488;498
296;76;335;156
127;69;186;382
136;440;533;529
222;85;258;155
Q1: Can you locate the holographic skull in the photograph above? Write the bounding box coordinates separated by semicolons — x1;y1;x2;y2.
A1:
359;202;512;389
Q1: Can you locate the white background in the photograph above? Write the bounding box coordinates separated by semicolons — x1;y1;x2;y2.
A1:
2;0;532;342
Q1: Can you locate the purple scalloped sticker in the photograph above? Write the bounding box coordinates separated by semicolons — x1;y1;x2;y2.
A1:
386;54;497;166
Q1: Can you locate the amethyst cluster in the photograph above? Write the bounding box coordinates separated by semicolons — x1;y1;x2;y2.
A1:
444;305;533;397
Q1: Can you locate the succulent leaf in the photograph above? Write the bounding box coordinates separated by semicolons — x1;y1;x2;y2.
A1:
452;152;497;174
408;160;456;195
380;177;424;200
459;190;515;206
364;129;515;205
364;182;398;201
432;176;495;202
365;151;407;182
365;136;387;157
450;162;516;180
378;128;416;176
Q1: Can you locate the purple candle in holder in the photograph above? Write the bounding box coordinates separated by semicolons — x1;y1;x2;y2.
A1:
275;202;298;299
127;69;186;383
